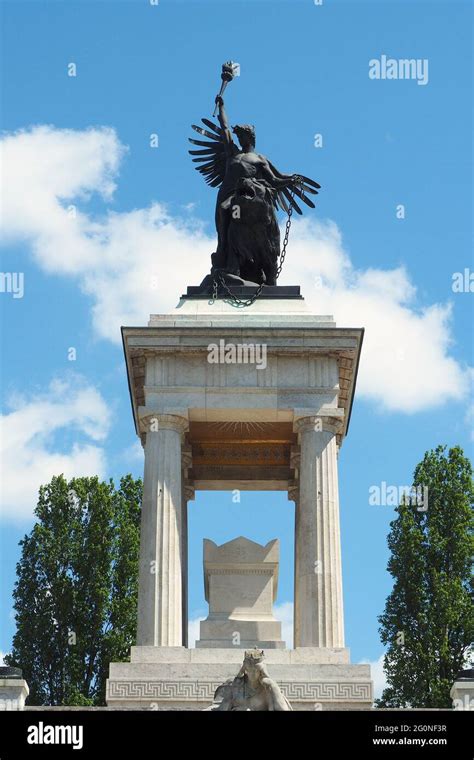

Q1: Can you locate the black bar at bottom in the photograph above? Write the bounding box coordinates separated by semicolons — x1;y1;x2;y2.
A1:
0;708;470;758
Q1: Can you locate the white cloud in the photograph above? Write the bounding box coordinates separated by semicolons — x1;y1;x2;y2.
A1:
281;218;469;412
359;653;387;701
0;652;5;665
273;601;294;648
0;125;470;414
188;614;206;648
1;125;125;273
120;439;143;464
0;375;110;520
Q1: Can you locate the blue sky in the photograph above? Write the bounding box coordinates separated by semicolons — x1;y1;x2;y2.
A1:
0;0;472;693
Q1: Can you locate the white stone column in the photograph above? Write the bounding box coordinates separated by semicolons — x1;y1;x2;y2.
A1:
287;478;300;650
181;444;194;648
180;485;193;648
137;413;188;647
293;416;345;648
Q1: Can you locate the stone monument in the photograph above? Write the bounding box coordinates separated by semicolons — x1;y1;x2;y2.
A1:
106;296;371;709
106;62;372;710
196;537;285;649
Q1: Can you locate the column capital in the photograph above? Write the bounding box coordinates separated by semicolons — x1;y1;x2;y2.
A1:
183;481;195;502
138;411;189;435
288;479;299;504
293;415;342;437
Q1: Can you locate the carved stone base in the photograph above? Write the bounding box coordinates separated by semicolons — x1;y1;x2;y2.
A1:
106;647;373;711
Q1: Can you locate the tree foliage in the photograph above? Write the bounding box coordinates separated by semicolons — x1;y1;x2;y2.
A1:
5;474;142;705
377;446;473;707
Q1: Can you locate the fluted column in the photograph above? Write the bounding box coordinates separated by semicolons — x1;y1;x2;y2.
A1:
293;416;344;648
287;478;300;650
137;413;188;647
181;444;194;648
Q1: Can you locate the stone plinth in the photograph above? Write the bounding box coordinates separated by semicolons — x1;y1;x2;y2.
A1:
0;677;29;711
196;537;285;649
106;647;372;710
450;670;474;710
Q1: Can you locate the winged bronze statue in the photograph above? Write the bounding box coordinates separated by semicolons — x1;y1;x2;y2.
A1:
189;62;321;287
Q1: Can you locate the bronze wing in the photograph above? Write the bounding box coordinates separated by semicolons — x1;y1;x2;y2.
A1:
188;118;233;189
267;159;321;215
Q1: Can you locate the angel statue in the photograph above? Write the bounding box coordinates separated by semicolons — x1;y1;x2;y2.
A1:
189;61;321;288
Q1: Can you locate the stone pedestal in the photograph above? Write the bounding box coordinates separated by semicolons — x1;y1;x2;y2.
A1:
450;669;474;710
0;668;29;711
107;646;372;710
108;293;369;709
197;537;285;649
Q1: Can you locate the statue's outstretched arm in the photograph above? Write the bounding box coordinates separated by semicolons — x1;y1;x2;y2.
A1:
260;157;296;188
215;96;234;151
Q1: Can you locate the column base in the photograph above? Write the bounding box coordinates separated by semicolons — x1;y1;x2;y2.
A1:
106;647;373;710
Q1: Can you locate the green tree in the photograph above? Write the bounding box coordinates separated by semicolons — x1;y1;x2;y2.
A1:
377;445;473;707
5;474;142;706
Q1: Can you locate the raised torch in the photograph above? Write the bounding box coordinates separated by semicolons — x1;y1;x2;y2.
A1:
212;60;240;116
